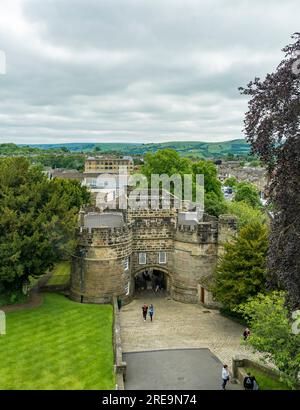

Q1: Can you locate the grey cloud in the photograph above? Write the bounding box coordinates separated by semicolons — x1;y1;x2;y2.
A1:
0;0;299;144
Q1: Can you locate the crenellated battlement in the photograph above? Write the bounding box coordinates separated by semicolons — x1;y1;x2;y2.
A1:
71;207;237;305
76;208;236;246
77;225;132;247
176;222;218;243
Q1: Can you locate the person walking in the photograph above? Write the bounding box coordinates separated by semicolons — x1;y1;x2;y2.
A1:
155;278;160;293
142;304;148;321
243;328;250;340
148;304;154;322
243;373;254;390
221;364;230;390
117;296;122;311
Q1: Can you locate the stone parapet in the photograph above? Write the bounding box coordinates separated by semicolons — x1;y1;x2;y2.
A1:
113;297;126;390
70;207;237;305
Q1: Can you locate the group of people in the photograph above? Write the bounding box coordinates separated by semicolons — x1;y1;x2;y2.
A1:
122;298;259;390
135;270;166;294
220;327;259;391
221;365;259;391
142;303;154;322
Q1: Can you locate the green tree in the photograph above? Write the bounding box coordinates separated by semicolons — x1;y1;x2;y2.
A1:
204;191;227;217
60;146;69;153
192;160;222;199
34;154;85;171
212;221;268;311
227;201;267;229
236;291;300;389
240;33;300;309
142;150;226;216
248;159;261;167
142;148;191;178
234;181;261;208
0;158;90;297
225;153;235;161
192;160;226;216
224;176;238;188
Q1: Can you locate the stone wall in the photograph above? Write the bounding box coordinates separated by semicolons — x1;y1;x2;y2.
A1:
70;226;132;303
70;207;237;305
232;356;300;389
113;297;126;390
172;221;219;303
129;210;175;294
217;215;237;257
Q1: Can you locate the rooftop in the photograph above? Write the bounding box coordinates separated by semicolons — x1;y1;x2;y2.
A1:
86;156;133;161
83;212;125;230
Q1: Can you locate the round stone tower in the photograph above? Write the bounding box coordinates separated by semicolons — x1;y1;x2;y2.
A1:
70;205;237;306
70;210;132;303
172;213;219;303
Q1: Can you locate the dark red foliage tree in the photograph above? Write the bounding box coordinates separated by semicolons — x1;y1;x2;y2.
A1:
239;33;300;309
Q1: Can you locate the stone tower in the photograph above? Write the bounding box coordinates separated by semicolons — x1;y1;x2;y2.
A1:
70;211;132;304
70;206;237;306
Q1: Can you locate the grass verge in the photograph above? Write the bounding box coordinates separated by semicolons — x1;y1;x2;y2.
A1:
47;261;71;286
0;293;114;389
245;367;290;390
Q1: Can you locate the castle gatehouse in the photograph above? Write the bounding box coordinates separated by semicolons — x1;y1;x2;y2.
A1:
70;207;236;306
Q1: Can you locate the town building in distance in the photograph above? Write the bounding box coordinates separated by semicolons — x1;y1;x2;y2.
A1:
217;161;267;195
84;155;134;175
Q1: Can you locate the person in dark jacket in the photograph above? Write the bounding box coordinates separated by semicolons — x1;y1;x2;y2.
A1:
243;373;254;390
243;328;250;340
142;304;148;321
117;296;122;311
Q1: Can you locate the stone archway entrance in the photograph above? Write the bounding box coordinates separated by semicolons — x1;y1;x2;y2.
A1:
133;267;169;296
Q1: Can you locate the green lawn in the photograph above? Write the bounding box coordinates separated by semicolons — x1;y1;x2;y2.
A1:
245;367;290;390
0;293;114;390
47;261;71;286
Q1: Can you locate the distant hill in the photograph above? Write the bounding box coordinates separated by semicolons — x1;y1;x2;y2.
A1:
20;139;250;158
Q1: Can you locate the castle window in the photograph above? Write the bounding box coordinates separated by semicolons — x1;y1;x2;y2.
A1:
159;251;167;264
139;252;146;265
124;281;130;296
124;257;129;271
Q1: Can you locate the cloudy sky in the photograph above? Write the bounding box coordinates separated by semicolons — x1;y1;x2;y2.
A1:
0;0;299;144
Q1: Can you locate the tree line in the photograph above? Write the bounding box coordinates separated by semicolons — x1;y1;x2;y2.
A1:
0;157;90;305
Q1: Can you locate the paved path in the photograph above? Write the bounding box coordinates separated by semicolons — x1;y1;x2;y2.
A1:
1;291;43;313
124;349;241;390
120;295;259;371
0;273;50;313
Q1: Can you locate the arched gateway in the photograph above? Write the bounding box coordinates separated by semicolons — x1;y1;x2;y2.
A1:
70;207;236;306
134;267;170;295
